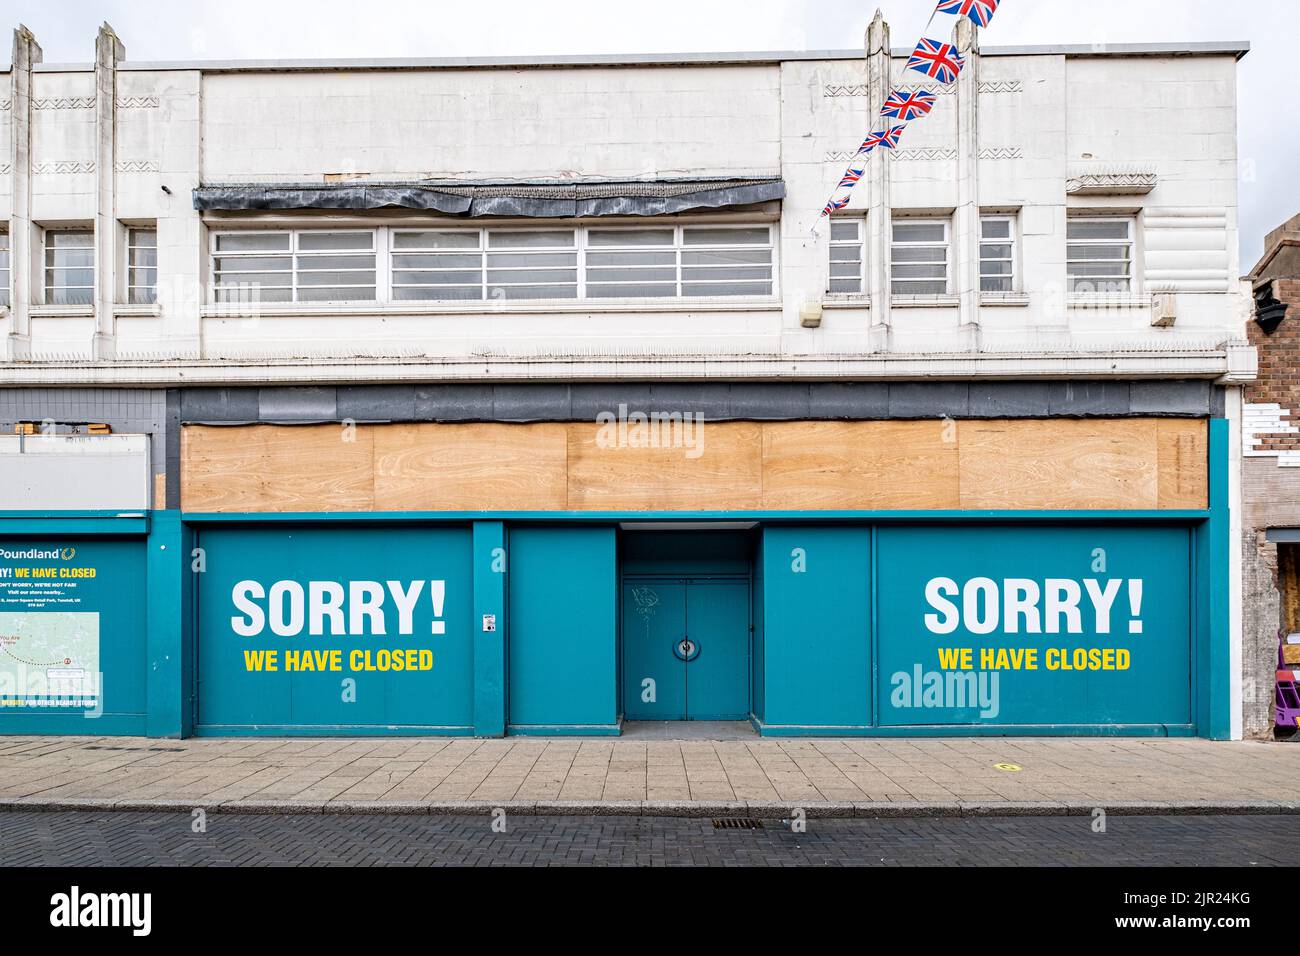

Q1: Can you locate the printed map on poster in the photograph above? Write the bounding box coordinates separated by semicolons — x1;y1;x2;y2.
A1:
0;611;100;705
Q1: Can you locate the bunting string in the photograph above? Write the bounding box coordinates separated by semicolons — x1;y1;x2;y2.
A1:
817;0;1003;225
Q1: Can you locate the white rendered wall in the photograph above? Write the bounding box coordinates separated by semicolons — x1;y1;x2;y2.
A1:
0;47;1250;378
0;433;151;509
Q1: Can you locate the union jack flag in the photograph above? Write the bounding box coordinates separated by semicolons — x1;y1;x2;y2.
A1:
838;167;865;189
861;125;905;151
907;38;965;85
821;195;852;216
936;0;1000;29
881;88;938;121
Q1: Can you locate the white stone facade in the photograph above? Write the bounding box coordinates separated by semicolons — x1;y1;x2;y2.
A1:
0;23;1254;385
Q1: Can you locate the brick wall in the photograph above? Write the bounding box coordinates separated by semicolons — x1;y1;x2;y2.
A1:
1246;278;1300;455
1243;274;1299;737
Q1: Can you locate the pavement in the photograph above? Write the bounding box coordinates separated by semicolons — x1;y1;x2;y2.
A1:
0;734;1297;817
4;811;1296;866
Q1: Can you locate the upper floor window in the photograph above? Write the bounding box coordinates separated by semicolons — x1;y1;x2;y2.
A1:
210;224;775;305
891;219;948;295
127;228;158;304
45;230;94;306
583;228;675;298
393;228;577;301
1067;218;1133;294
0;233;9;308
213;231;376;303
833;215;1018;297
589;225;772;298
828;219;865;294
979;216;1016;293
675;226;773;297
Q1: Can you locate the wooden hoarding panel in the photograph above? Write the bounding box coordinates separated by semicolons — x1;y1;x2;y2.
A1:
374;422;567;512
182;418;1208;514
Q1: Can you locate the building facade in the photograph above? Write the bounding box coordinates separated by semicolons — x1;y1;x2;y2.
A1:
1243;213;1300;738
0;17;1254;738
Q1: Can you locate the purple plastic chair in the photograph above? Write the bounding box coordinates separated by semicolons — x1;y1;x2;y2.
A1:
1277;636;1300;730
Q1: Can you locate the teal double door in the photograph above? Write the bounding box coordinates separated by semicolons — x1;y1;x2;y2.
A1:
622;577;750;720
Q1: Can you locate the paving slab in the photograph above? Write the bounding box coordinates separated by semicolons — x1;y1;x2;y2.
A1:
0;735;1295;817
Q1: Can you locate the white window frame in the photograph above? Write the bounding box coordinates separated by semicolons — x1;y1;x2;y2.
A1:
388;227;486;303
0;231;10;308
979;215;1018;294
390;226;580;302
676;223;775;298
487;227;580;300
291;229;378;302
1066;216;1135;295
210;229;293;303
890;217;950;296
827;218;866;295
581;225;679;299
126;226;158;305
43;228;96;306
208;222;777;305
580;223;775;299
210;228;378;304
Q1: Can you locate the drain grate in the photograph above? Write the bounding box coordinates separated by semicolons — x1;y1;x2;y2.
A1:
82;745;185;753
712;818;764;829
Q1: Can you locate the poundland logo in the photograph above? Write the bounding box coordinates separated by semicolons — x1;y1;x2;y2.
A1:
49;886;151;936
0;545;72;560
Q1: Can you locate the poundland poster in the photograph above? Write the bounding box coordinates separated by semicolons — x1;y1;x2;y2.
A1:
0;543;103;708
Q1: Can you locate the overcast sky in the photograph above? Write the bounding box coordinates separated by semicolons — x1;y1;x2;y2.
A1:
4;0;1294;267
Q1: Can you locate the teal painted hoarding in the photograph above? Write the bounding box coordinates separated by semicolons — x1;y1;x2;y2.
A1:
758;526;871;730
0;536;147;734
507;526;618;733
0;499;1222;739
875;525;1192;729
194;525;474;733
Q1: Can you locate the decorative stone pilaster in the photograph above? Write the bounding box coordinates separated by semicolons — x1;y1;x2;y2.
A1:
92;23;125;361
954;17;981;344
5;26;41;362
866;9;892;349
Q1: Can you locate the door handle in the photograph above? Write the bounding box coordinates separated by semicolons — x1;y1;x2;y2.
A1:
673;637;699;662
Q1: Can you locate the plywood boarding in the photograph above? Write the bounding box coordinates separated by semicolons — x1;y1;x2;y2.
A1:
1156;418;1210;510
566;422;763;511
1279;545;1299;633
958;419;1158;510
958;418;1207;511
182;418;1208;513
762;420;959;509
181;424;374;512
374;423;568;512
182;423;565;513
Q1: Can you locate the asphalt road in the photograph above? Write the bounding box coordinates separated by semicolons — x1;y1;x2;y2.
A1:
1;811;1296;866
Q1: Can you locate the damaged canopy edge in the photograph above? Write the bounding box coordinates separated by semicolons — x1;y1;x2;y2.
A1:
192;180;785;216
